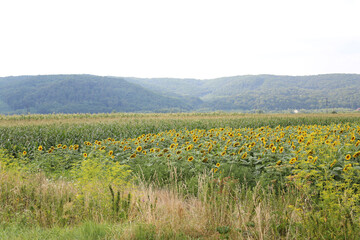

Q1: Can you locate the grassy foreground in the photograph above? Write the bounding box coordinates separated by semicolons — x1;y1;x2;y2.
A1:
1;113;360;239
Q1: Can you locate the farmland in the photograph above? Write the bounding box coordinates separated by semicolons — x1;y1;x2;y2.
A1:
1;112;360;239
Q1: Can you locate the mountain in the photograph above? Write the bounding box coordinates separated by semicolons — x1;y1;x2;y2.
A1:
125;74;360;111
0;75;194;114
0;74;359;114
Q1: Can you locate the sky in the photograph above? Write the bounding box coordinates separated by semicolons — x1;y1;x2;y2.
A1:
0;0;359;79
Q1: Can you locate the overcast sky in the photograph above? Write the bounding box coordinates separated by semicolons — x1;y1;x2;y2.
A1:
0;0;359;79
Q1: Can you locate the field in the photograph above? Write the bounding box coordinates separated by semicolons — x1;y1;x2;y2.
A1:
1;112;360;239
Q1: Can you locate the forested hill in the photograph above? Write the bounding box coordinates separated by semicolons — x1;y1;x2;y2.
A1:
0;75;194;114
0;74;359;114
125;74;360;111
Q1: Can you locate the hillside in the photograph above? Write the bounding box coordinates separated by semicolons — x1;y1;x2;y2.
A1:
0;75;193;114
125;74;360;111
0;74;359;114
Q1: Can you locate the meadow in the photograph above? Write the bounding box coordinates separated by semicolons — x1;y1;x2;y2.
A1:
1;112;360;239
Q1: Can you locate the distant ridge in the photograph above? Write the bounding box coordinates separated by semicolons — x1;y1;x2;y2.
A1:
0;74;359;114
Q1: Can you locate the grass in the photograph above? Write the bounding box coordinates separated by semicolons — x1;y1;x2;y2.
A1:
1;112;360;239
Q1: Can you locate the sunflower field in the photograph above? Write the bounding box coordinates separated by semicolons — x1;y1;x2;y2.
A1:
1;113;360;239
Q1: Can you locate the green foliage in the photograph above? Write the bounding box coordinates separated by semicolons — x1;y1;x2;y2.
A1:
0;75;192;114
1;74;360;114
127;74;360;111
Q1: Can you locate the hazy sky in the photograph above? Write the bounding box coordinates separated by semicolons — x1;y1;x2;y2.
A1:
0;0;359;79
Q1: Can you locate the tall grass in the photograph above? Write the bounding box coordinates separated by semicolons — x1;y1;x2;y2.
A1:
2;162;359;239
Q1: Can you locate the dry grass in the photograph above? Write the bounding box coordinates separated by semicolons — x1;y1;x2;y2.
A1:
1;167;304;239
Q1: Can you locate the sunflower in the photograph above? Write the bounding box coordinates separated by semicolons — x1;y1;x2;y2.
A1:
241;152;247;159
343;163;352;172
216;163;220;167
353;151;360;158
202;157;208;163
188;156;194;162
57;144;62;148
136;146;142;152
330;159;337;168
271;146;276;153
109;150;113;156
130;153;137;159
186;144;193;151
83;153;88;158
276;160;281;165
279;147;284;153
289;158;297;164
176;150;182;155
142;150;147;155
345;154;351;160
23;151;27;156
62;145;67;149
38;146;43;151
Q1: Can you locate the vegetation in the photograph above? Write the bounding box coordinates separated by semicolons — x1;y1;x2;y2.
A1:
1;113;360;239
0;75;192;114
1;74;360;114
126;74;360;111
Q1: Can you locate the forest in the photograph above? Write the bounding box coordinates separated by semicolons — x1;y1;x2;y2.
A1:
0;74;359;114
